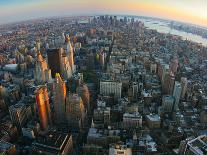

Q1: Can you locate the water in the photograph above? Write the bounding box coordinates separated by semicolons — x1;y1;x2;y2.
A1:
138;19;207;46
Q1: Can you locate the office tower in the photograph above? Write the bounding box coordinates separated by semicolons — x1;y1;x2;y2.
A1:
9;103;28;132
34;51;52;83
32;131;73;155
35;86;51;131
61;52;72;79
66;94;85;129
100;81;122;100
76;84;90;110
124;16;127;23
162;95;175;113
170;57;179;75
163;73;175;95
172;81;182;111
180;77;188;98
47;48;63;78
53;73;66;124
65;35;75;73
99;51;105;69
161;64;170;86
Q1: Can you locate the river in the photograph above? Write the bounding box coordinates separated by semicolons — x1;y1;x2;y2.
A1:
138;18;207;47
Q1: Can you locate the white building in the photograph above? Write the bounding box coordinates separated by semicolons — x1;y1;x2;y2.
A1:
100;81;122;99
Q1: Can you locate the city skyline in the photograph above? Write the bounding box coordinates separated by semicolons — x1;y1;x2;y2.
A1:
1;0;207;27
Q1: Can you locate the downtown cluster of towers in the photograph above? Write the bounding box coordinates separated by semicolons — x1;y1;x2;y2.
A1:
34;35;86;131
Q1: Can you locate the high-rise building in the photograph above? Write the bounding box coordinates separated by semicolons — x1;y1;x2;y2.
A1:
34;51;52;83
66;94;85;129
53;73;67;124
35;86;51;131
65;35;75;73
47;48;63;78
162;95;175;113
162;73;175;95
100;81;122;100
170;57;179;75
180;77;188;99
172;81;182;111
61;52;72;79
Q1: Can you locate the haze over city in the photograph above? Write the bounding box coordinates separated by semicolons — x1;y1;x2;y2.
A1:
1;0;207;27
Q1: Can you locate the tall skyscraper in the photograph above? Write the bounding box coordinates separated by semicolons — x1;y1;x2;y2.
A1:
170;57;179;75
65;35;75;73
34;51;52;83
53;73;67;124
61;52;72;79
163;72;175;95
47;48;63;78
180;77;188;99
35;86;51;131
172;81;182;111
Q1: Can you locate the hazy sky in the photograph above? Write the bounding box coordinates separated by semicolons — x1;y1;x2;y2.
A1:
0;0;207;27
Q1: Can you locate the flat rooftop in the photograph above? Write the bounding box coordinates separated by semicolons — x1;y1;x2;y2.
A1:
33;131;70;150
146;114;160;121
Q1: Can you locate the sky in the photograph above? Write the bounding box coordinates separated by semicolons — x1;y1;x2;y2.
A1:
0;0;207;27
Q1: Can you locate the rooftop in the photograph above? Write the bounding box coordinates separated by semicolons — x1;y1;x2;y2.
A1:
32;131;70;150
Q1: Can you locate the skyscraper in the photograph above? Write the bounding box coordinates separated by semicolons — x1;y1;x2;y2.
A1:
53;73;67;124
65;35;75;73
61;52;72;80
172;81;182;111
34;51;52;83
180;77;188;99
47;48;63;78
66;94;85;129
35;86;51;131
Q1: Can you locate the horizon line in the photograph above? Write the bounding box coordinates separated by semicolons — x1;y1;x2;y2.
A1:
0;13;207;30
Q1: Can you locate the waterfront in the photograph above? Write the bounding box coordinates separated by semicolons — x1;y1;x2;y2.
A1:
139;18;207;46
